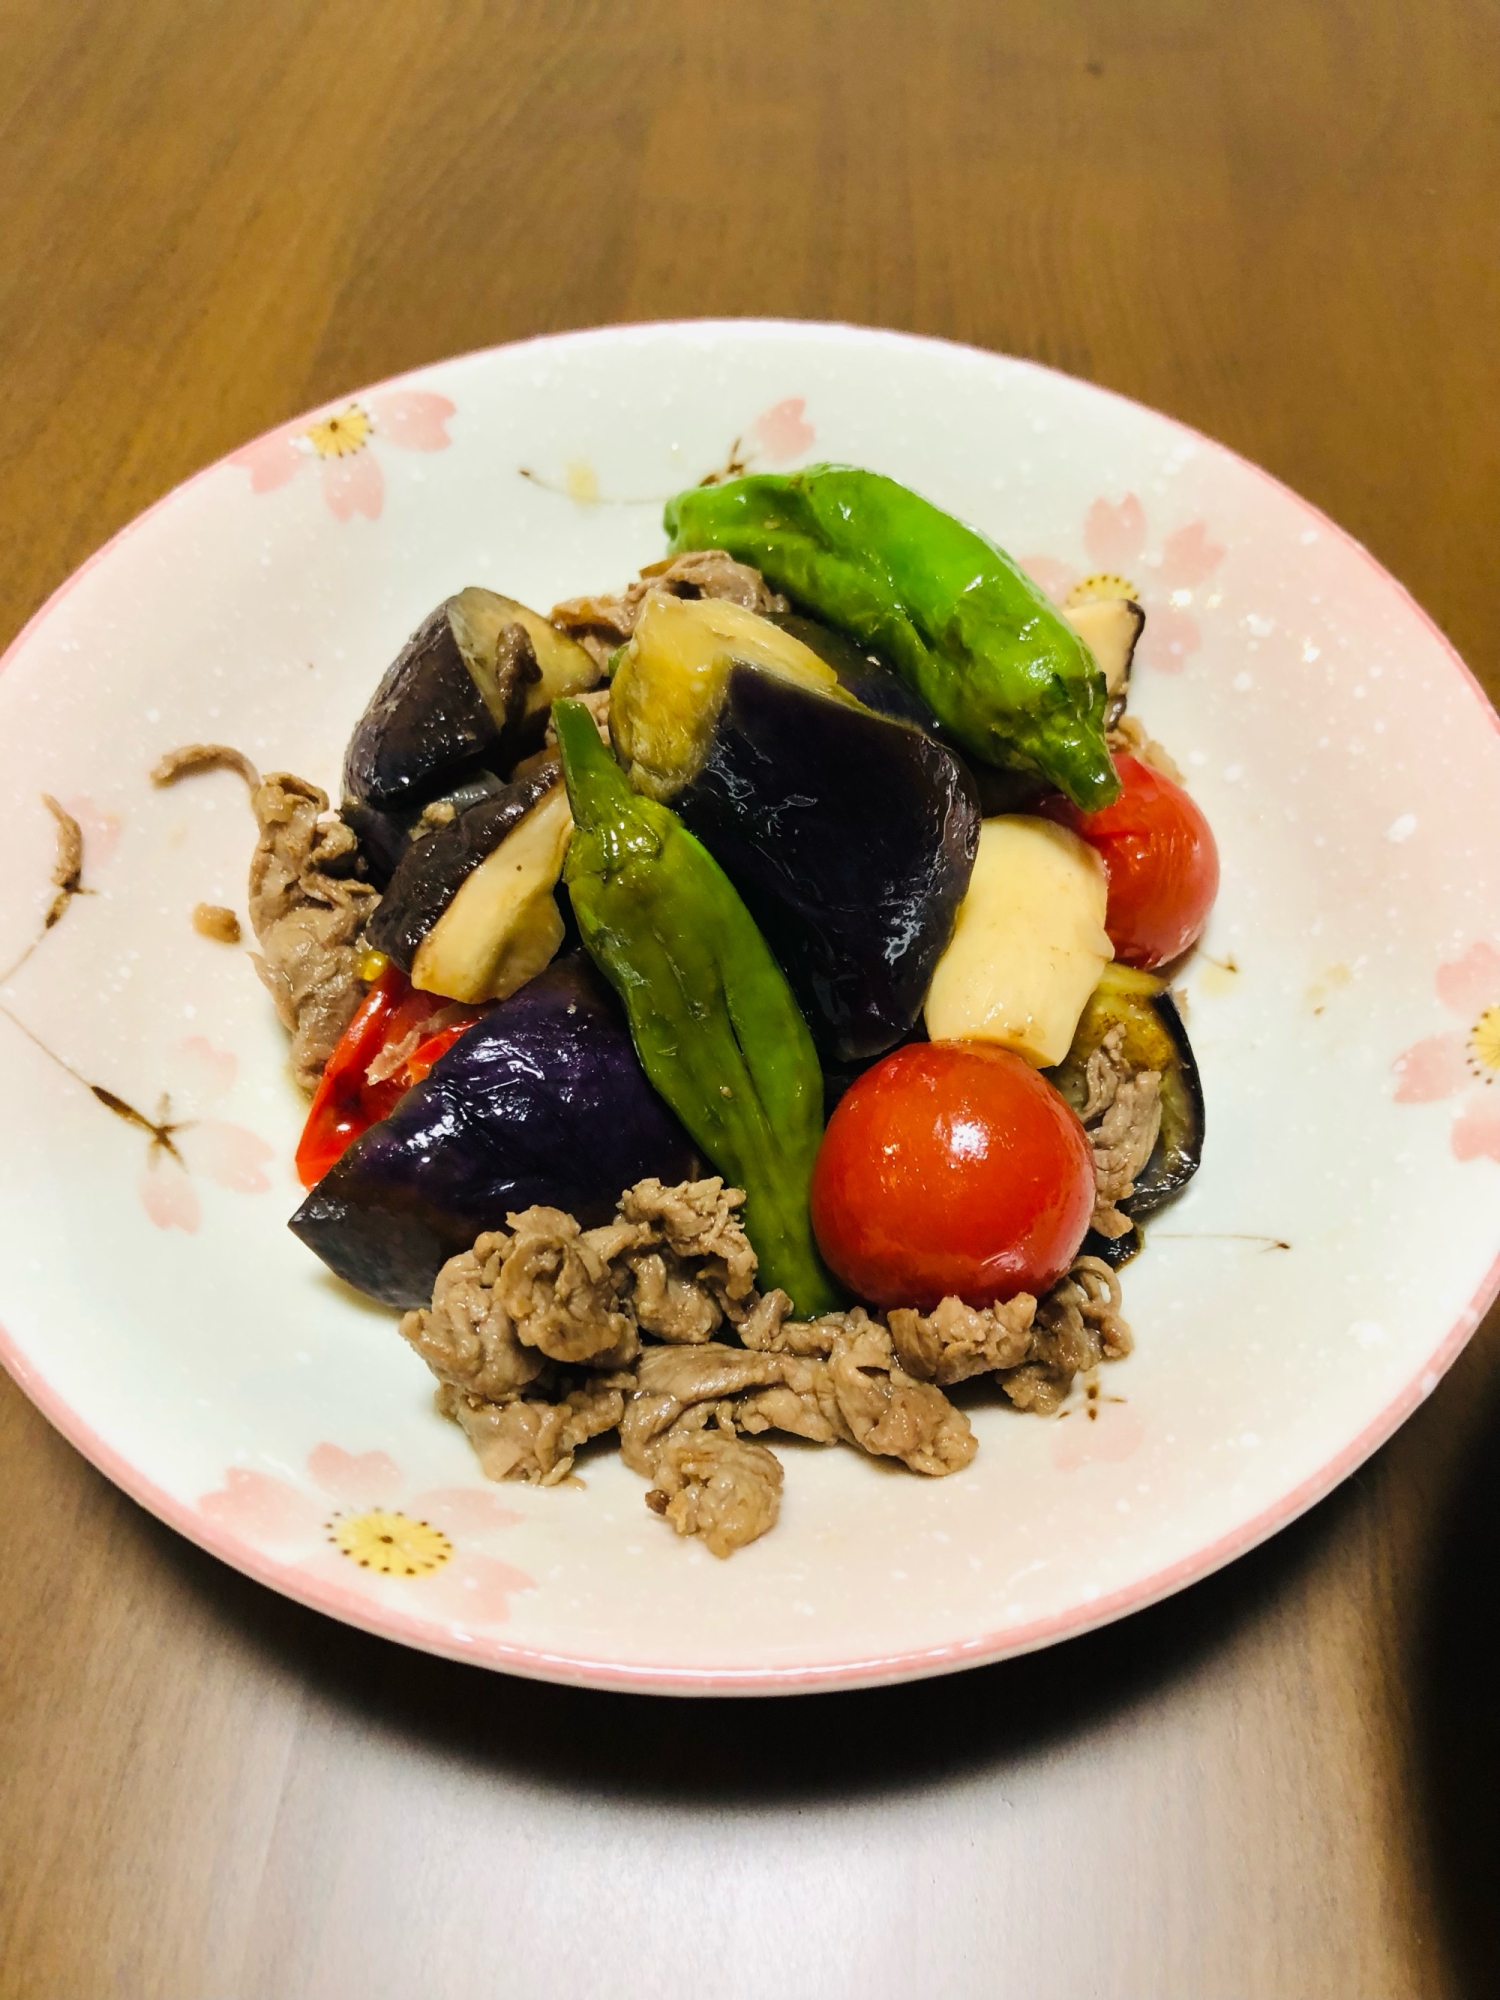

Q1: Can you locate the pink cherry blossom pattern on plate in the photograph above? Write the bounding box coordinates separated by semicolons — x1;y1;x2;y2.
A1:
1020;494;1225;673
1393;941;1500;1163
743;396;815;463
228;389;456;523
1051;1400;1147;1472
198;1443;535;1630
135;1035;275;1234
56;795;122;869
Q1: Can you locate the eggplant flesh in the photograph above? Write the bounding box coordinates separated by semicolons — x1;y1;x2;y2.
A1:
363;765;559;972
610;594;980;1062
343;589;547;810
1049;962;1205;1247
289;954;697;1308
494;596;602;720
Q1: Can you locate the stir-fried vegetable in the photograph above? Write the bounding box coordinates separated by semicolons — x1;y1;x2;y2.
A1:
665;465;1120;810
294;962;484;1186
1037;752;1220;968
811;1040;1096;1308
290;954;698;1308
610;593;980;1061
1049;962;1205;1225
554;697;841;1315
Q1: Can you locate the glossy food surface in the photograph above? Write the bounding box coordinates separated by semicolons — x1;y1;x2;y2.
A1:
293;965;483;1187
364;765;558;969
556;699;840;1315
342;597;505;808
288;954;696;1307
675;661;981;1060
1050;963;1206;1225
1040;752;1220;968
667;465;1120;808
810;1040;1096;1308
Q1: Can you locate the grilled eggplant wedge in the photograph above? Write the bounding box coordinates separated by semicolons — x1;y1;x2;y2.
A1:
289;955;696;1307
341;768;512;889
343;588;598;809
779;611;1051;814
610;593;980;1062
1049;962;1205;1263
770;613;935;726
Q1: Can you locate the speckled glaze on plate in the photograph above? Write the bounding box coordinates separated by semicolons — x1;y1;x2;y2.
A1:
3;321;1498;1695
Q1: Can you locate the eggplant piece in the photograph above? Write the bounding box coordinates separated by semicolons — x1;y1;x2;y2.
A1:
1063;596;1144;729
343;590;600;811
778;612;1045;814
341;769;513;889
496;595;603;722
610;593;980;1062
409;786;571;1003
289;955;697;1308
1049;962;1205;1237
363;765;566;1002
770;614;934;726
344;590;541;809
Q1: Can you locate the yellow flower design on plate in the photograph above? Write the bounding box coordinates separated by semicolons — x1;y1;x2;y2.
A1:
1065;572;1140;607
1468;1005;1500;1083
329;1508;452;1576
305;404;372;459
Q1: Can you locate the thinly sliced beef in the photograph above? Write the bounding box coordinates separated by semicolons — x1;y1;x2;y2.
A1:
248;773;380;1092
644;1429;783;1558
1077;1023;1163;1238
404;1176;1130;1551
551;550;789;667
436;1375;633;1486
888;1294;1037;1387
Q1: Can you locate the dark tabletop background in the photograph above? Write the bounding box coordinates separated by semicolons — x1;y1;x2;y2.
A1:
2;3;1498;1994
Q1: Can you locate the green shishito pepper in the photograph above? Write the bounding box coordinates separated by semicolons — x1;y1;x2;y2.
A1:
665;465;1121;811
553;698;841;1316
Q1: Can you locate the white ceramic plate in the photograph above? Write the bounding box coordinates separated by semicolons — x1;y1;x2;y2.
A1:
3;321;1498;1694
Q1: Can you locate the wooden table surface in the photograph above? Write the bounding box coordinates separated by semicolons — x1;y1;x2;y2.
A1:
3;3;1498;1995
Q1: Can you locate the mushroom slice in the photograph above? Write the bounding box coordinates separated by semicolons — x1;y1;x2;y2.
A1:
1064;597;1145;725
409;786;573;1003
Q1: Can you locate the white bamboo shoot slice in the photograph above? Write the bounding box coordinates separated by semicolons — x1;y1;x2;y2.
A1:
923;815;1113;1065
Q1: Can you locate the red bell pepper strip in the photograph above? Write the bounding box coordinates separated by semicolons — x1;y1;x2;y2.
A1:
403;1019;474;1085
294;964;484;1186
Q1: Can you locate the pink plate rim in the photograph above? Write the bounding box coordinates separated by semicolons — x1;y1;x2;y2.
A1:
3;318;1498;1695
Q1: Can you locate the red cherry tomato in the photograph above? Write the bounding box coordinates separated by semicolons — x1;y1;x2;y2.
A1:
1039;752;1219;969
294;964;484;1187
809;1041;1096;1310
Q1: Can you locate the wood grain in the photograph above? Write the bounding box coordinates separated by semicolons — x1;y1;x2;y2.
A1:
1;2;1497;1994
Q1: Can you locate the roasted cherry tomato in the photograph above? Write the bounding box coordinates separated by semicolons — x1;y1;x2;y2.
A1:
294;964;483;1186
809;1041;1095;1309
1038;752;1219;969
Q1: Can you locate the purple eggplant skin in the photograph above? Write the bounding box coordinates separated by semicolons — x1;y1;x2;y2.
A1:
770;615;933;727
288;955;697;1309
343;602;537;810
677;664;981;1063
341;769;511;889
776;613;1045;812
362;763;559;969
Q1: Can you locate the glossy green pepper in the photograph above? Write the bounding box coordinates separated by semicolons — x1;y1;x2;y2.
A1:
553;698;841;1315
666;465;1121;811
